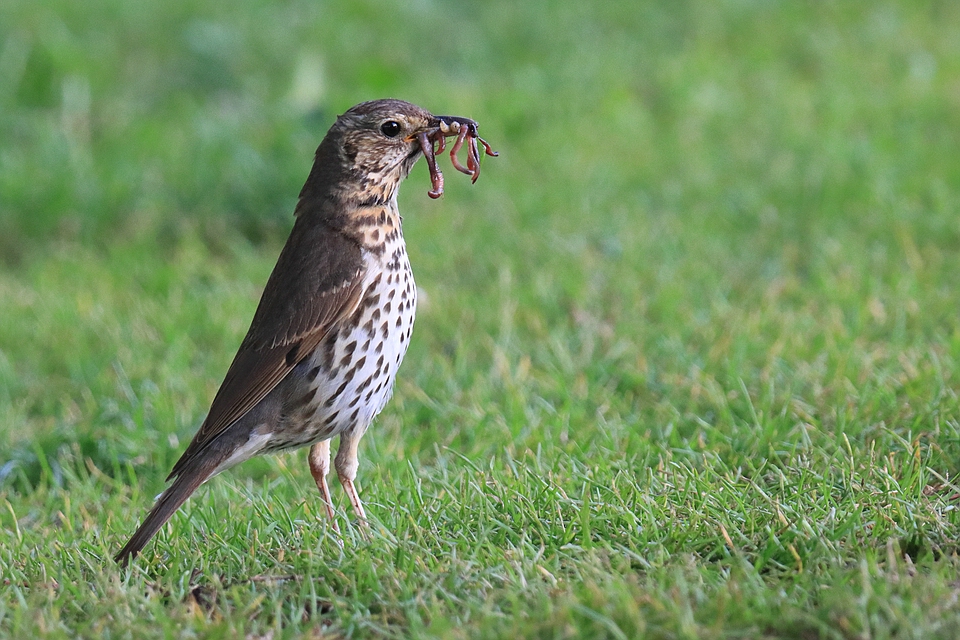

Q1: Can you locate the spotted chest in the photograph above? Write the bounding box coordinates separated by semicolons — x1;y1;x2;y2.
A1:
269;222;417;450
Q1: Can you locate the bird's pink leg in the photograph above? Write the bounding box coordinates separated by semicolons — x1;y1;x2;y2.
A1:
308;440;341;535
334;427;370;538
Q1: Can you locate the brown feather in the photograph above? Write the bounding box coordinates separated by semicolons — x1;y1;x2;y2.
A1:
168;211;367;480
115;454;220;565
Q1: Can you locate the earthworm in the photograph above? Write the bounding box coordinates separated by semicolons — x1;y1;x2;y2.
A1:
417;131;444;199
420;116;498;197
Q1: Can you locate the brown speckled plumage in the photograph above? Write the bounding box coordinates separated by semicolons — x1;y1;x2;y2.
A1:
116;99;496;565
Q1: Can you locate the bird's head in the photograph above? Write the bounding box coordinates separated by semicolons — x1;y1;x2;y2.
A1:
325;99;440;200
300;99;495;211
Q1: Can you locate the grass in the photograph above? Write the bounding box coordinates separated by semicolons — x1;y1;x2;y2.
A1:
3;0;960;637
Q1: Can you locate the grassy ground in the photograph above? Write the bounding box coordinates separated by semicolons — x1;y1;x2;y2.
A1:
3;0;960;637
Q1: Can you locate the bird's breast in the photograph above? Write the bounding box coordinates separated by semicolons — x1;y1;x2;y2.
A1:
268;222;417;451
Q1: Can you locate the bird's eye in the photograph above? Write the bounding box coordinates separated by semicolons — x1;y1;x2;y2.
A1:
380;120;402;138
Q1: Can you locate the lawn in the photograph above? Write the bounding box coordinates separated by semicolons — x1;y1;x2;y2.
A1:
3;0;960;637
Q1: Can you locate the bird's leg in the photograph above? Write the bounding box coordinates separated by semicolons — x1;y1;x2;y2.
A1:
308;440;341;535
334;427;369;536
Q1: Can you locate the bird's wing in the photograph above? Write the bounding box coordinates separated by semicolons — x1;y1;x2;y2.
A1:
168;218;367;480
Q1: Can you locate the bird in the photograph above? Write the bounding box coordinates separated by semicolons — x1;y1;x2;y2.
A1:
115;99;495;565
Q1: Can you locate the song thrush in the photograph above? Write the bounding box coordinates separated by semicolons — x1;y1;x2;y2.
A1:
116;99;496;564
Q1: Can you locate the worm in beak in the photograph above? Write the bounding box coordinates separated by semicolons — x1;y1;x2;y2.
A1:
418;116;498;199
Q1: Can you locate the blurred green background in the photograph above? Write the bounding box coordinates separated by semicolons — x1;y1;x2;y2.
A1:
3;0;960;636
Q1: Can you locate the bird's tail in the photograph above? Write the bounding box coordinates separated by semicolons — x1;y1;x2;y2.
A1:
115;456;221;566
